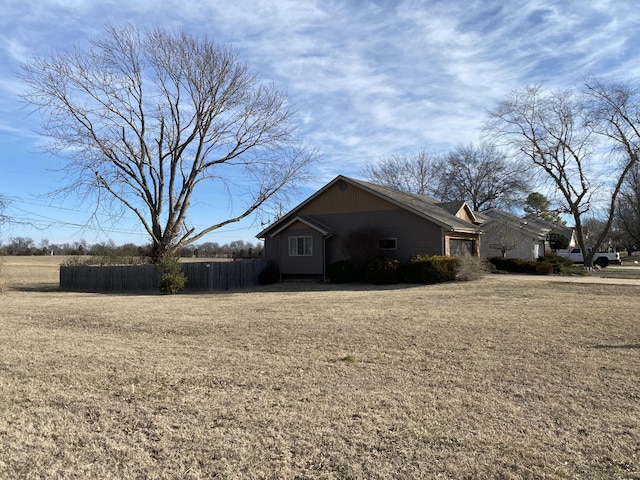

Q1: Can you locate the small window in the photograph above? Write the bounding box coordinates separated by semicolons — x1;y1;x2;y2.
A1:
378;238;397;250
289;236;313;256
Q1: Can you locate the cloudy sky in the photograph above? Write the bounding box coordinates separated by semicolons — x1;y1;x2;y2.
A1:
2;0;640;246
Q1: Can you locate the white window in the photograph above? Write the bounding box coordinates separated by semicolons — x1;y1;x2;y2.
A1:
289;236;313;256
378;238;397;250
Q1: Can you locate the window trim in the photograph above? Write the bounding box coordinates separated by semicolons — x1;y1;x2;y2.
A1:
378;238;397;250
288;236;313;256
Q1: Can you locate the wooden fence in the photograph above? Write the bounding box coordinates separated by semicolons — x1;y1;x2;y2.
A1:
60;259;267;293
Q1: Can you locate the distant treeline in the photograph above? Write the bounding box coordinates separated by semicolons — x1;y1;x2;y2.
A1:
0;236;263;259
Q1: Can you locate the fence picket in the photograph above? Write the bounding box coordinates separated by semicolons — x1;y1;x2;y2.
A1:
60;260;267;293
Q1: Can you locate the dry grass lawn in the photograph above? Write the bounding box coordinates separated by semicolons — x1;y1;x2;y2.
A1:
0;256;639;479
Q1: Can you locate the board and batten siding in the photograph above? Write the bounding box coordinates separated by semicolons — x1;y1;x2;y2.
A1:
260;177;482;278
277;225;325;276
297;180;445;263
315;209;444;264
297;179;402;216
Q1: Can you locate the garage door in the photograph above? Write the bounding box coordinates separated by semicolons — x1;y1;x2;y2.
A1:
450;238;476;256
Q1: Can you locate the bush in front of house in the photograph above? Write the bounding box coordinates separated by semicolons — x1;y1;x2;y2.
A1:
405;254;459;284
342;226;383;277
538;253;582;275
489;257;555;275
258;261;280;285
365;257;403;285
534;261;555;275
329;254;490;285
456;255;493;281
328;260;360;283
488;257;529;273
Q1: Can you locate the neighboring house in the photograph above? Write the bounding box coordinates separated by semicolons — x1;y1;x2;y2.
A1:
256;175;482;280
477;209;558;260
522;215;575;252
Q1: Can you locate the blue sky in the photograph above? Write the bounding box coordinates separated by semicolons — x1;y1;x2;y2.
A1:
2;0;640;247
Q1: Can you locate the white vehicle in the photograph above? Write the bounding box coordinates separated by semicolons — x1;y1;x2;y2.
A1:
557;247;622;267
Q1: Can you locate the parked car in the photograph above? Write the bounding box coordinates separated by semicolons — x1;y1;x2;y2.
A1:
557;247;622;267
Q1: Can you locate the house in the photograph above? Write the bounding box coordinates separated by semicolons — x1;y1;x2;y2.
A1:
522;215;574;252
476;209;558;260
256;175;483;280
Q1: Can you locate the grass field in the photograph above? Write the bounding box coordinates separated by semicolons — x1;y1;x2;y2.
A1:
1;256;639;479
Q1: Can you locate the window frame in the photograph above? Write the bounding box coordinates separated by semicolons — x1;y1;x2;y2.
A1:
288;236;313;256
377;238;398;250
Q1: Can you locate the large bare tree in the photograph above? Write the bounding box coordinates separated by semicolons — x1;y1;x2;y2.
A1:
0;196;8;227
614;155;640;254
20;25;316;262
485;82;640;267
440;143;530;211
360;149;442;196
361;143;528;211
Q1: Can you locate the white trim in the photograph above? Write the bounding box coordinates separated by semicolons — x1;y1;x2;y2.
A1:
378;238;397;250
288;236;313;256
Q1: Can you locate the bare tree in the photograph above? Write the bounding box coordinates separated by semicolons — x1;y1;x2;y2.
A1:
20;25;316;262
614;162;640;254
360;150;442;196
440;143;530;211
582;78;640;254
485;218;522;258
485;84;634;267
362;143;528;211
0;195;10;228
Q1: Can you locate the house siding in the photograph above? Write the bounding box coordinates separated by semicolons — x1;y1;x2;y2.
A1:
293;180;448;264
298;179;402;215
314;210;444;264
260;176;483;278
272;226;325;276
456;208;475;223
480;229;542;260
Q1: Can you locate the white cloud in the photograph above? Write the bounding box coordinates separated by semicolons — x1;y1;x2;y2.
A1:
4;0;640;243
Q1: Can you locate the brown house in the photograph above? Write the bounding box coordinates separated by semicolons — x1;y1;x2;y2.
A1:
257;175;483;280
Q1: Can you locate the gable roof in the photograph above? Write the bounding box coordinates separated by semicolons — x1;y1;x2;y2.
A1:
436;200;467;215
480;208;552;239
436;200;480;224
522;215;573;237
267;215;334;237
257;175;482;238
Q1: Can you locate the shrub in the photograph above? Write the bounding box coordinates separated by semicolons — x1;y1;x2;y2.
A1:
365;257;402;285
488;257;525;273
258;261;280;285
342;226;383;274
340;354;356;363
157;255;187;294
406;254;459;284
456;255;493;281
489;256;555;275
61;254;146;267
534;262;555;275
328;260;359;283
539;253;582;275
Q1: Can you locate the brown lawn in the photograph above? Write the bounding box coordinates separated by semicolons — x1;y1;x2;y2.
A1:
0;256;639;479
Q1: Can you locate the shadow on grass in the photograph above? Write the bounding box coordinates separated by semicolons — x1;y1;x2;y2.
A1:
591;344;640;350
13;281;432;295
8;283;61;293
